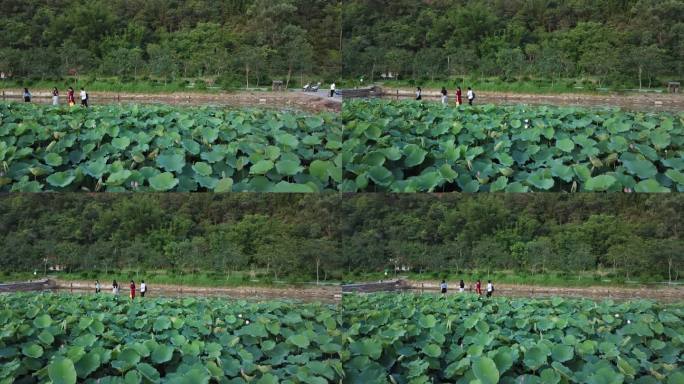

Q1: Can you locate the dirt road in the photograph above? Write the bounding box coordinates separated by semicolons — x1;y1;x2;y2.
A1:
377;87;684;112
53;279;340;303
407;280;684;303
0;89;341;113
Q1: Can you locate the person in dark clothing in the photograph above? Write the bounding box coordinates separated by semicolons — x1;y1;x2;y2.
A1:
440;87;448;105
440;280;447;294
416;87;422;100
459;279;465;293
23;88;31;102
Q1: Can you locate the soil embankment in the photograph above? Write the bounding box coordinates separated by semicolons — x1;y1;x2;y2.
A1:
376;87;684;112
0;89;341;113
3;278;681;303
53;279;340;303
407;280;684;302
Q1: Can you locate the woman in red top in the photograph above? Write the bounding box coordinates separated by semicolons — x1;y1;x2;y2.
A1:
475;279;482;295
130;280;136;299
456;86;463;106
67;87;75;106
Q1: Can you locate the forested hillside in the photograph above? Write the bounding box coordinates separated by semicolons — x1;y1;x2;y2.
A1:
0;194;681;282
343;0;684;88
0;0;341;87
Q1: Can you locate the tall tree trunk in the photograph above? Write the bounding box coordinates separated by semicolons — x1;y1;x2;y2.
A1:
638;65;642;90
286;66;292;89
316;257;320;285
245;65;250;89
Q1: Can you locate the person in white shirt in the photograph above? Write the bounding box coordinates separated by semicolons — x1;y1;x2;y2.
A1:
440;280;447;294
467;87;475;105
140;280;147;298
330;82;336;97
95;280;101;294
80;88;88;107
441;87;448;105
486;280;494;297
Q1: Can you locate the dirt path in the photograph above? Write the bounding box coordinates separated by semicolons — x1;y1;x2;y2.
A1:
378;87;684;112
6;278;680;303
0;89;340;113
54;279;340;303
407;280;684;303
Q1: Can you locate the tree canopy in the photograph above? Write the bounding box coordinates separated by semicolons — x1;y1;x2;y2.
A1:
342;0;684;87
0;0;341;86
0;194;681;282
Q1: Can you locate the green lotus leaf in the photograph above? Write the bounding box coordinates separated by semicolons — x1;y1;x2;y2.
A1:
472;357;500;384
156;151;186;173
46;171;76;188
111;137;131;150
404;144;428;167
214;178;234;192
192;162;213;177
556;138;574;153
44;152;63;167
148;172;179;191
250;160;275;175
22;343;43;358
49;357;77;384
584;175;617;191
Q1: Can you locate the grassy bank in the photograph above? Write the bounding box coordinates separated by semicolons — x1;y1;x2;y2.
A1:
347;270;678;288
0;271;316;288
0;76;322;94
339;76;672;95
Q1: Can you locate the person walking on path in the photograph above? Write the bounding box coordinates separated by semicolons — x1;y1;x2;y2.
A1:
67;87;75;106
52;87;59;105
330;82;336;97
441;87;448;105
140;280;147;298
459;279;465;293
23;88;31;102
416;87;422;100
456;86;463;106
486;280;494;298
467;87;475;105
130;280;136;300
440;280;448;294
112;280;119;295
80;87;88;107
476;279;482;296
95;280;101;294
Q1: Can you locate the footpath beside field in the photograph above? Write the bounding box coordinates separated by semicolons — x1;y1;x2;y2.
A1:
53;279;340;302
0;89;341;113
378;87;684;112
408;279;684;302
48;279;684;302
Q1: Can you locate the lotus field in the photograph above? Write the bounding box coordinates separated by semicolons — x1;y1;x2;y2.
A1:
342;100;684;192
2;294;683;383
343;294;684;384
0;103;342;192
0;294;345;384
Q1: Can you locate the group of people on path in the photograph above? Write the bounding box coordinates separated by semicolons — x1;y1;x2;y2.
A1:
440;279;494;297
96;279;147;299
416;86;475;106
22;87;89;107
